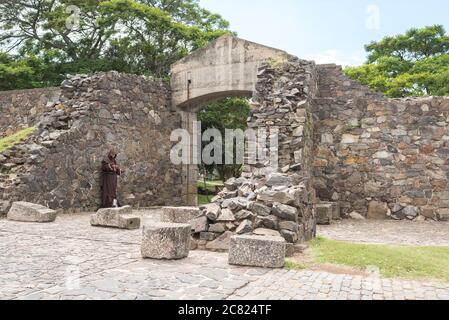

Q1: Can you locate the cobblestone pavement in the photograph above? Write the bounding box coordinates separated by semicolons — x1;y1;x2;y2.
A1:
0;213;448;300
317;220;449;247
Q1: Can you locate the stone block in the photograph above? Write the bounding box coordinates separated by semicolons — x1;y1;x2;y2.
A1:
367;201;389;220
228;235;286;268
438;209;449;221
253;228;281;237
315;203;333;225
161;206;201;223
141;223;191;260
90;206;140;230
204;203;221;221
272;202;298;222
0;200;12;216
205;231;233;251
7;201;57;223
189;216;208;234
323;202;341;220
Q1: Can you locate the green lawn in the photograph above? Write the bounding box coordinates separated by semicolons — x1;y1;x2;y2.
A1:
197;180;224;205
287;237;449;283
0;127;36;153
198;194;212;205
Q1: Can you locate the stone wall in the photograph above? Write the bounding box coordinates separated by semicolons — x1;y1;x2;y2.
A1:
0;72;185;212
0;87;61;137
194;56;318;247
313;64;449;221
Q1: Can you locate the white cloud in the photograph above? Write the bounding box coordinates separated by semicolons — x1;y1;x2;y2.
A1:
305;49;366;67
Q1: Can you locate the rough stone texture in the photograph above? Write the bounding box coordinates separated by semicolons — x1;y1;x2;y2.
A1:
368;201;389;220
189;56;318;246
160;207;201;224
90;206;140;230
228;235;286;268
0;72;185;211
7;201;57;223
0;200;11;216
205;231;233;252
141;223;191;260
313;64;449;221
0;88;60;138
1;35;449;226
316;203;333;225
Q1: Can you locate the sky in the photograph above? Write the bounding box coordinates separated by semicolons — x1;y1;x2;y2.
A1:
199;0;449;66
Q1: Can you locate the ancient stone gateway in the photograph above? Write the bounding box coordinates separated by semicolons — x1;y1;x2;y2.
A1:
170;36;291;205
171;35;288;109
170;35;318;244
1;34;449;246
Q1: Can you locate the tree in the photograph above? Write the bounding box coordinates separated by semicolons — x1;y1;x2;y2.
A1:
0;0;231;89
345;25;449;97
197;97;251;182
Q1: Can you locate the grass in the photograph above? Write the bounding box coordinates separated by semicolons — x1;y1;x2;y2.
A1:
198;194;212;205
197;180;224;205
289;236;449;283
285;260;308;270
0;127;36;153
197;180;224;193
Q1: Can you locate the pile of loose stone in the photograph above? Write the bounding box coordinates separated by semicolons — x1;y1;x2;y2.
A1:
189;172;310;250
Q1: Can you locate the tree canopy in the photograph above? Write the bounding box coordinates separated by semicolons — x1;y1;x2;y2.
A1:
197;97;251;182
345;25;449;97
0;0;231;90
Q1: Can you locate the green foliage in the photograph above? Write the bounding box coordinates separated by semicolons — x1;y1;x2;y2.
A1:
0;0;232;90
197;97;251;182
0;127;36;153
345;25;449;97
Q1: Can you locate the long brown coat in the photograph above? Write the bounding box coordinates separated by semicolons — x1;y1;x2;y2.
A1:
101;150;121;208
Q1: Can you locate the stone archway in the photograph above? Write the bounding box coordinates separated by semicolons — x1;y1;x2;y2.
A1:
170;35;289;204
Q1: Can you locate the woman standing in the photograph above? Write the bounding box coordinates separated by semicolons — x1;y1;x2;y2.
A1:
101;149;122;208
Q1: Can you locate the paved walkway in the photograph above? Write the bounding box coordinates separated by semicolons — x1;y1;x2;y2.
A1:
318;219;449;247
0;213;448;300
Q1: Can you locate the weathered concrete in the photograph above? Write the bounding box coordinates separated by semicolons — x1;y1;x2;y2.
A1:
171;35;288;109
141;223;191;260
316;204;333;225
90;206;140;230
7;201;57;223
160;206;201;224
228;235;286;268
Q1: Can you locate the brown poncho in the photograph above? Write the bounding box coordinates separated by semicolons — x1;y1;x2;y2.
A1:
101;150;121;208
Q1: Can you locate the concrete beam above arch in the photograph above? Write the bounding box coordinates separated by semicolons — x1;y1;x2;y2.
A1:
170;35;289;109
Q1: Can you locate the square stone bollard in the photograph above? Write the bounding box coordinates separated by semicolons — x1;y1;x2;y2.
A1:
141;223;191;260
316;203;333;225
7;201;57;223
90;206;140;230
228;235;286;268
320;201;341;220
160;206;201;224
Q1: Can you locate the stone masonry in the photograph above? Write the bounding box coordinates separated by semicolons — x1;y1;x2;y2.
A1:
0;87;60;138
313;64;449;221
191;56;318;245
0;72;184;211
1;35;449;227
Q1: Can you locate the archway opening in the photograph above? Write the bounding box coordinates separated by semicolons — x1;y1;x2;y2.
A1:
195;96;251;205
